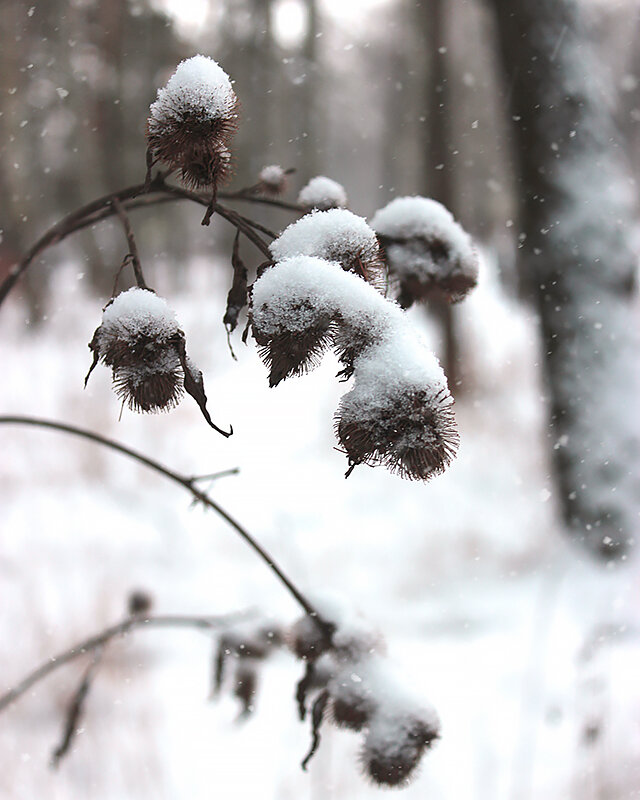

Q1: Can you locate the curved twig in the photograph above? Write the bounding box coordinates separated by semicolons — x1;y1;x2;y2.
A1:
51;646;104;767
220;190;303;213
0;176;164;309
111;197;148;290
0;611;250;713
0;416;320;623
156;183;273;255
0;177;275;311
189;467;240;483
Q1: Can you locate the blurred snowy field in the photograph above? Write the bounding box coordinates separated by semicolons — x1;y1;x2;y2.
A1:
0;254;638;799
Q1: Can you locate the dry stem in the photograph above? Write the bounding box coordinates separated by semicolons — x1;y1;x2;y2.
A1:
0;415;321;623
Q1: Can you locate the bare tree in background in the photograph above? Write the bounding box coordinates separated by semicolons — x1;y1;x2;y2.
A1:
415;0;461;391
490;0;640;557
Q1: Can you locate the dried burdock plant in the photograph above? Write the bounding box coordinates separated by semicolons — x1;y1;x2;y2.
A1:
85;288;232;436
0;39;479;788
298;176;348;211
270;209;387;290
257;164;290;197
328;665;377;732
127;589;153;616
212;619;283;717
250;257;340;387
286;597;440;783
146;55;239;224
335;349;459;481
371;196;479;308
362;707;440;788
250;256;458;479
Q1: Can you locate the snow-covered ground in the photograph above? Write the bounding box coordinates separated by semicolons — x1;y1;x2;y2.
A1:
0;255;638;799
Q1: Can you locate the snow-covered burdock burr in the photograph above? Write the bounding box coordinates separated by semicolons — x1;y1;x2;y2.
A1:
362;704;440;787
335;329;458;481
250;256;340;387
371;195;478;308
298;176;348;211
85;288;231;435
86;288;184;413
257;164;289;197
270;209;386;289
250;254;458;479
146;55;238;224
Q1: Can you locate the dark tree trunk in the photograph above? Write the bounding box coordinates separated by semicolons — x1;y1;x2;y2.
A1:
415;0;462;394
490;0;640;557
299;0;320;177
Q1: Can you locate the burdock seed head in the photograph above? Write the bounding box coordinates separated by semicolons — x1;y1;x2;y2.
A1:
250;256;340;386
87;288;185;413
336;333;459;480
86;288;231;435
251;301;335;388
298;176;348;211
127;589;153;616
371;196;478;307
257;164;289;196
329;667;377;732
288;614;333;662
147;55;238;192
362;709;440;788
337;382;458;481
270;209;387;290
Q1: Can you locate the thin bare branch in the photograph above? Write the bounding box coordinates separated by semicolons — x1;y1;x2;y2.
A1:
0;416;321;623
220;191;303;213
0;611;249;714
189;467;240;483
111;197;148;290
157;183;273;256
0;176;276;311
51;646;104;767
0;174;165;309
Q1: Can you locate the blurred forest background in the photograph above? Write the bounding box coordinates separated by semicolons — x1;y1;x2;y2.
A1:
1;0;640;798
2;0;640;551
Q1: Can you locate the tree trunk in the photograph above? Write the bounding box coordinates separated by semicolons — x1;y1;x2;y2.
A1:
299;0;320;177
415;0;462;393
490;0;640;558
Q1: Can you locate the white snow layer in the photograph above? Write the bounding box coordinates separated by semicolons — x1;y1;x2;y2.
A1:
298;176;348;210
101;288;180;340
259;165;287;188
4;257;639;800
332;654;439;730
252;256;450;422
252;256;399;336
304;589;385;659
350;328;448;401
371;196;473;259
149;55;236;124
269;209;378;266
